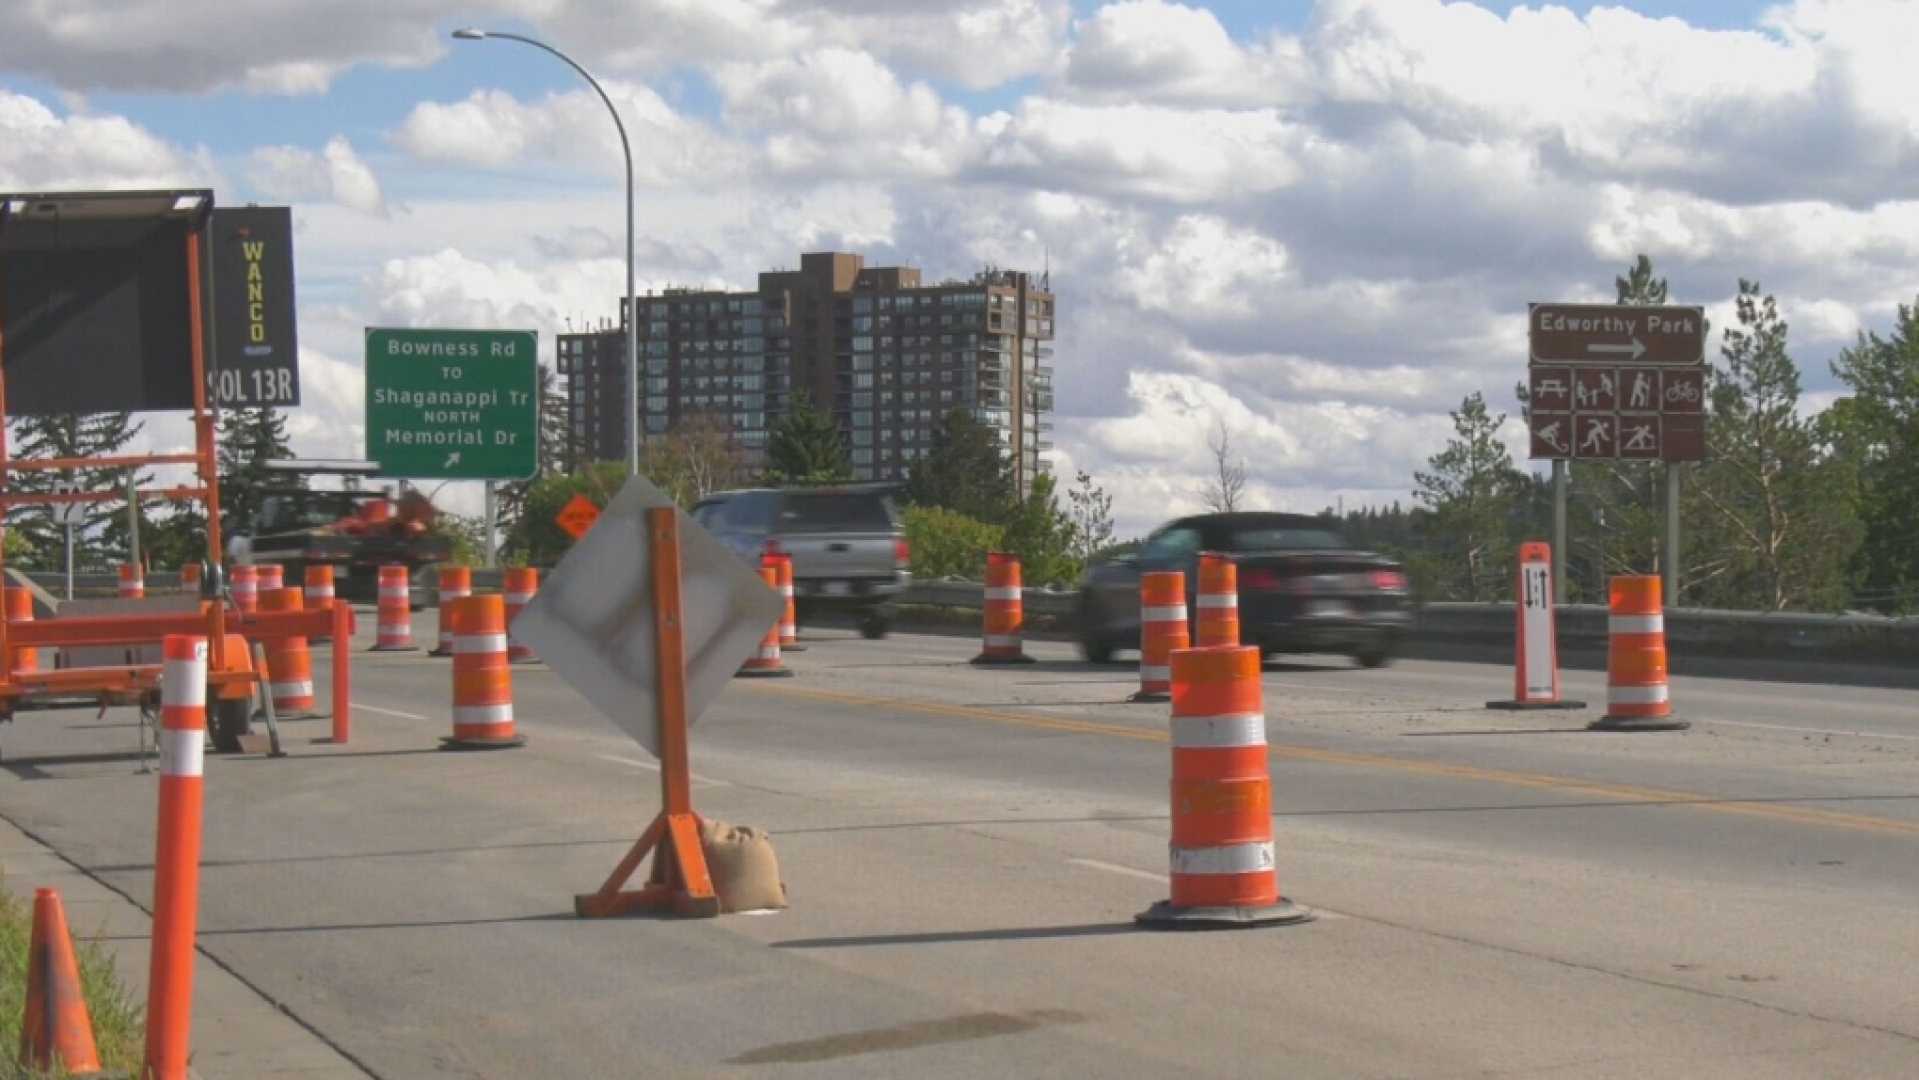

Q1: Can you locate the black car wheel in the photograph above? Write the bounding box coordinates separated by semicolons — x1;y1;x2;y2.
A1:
1080;635;1117;664
859;608;891;640
208;695;253;753
1353;636;1396;669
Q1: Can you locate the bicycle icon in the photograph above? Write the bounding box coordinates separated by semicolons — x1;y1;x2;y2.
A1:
1665;381;1701;404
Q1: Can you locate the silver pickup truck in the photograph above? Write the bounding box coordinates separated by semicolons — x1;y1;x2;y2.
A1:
691;484;911;638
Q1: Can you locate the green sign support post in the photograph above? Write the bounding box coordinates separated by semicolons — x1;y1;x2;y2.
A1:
365;328;539;480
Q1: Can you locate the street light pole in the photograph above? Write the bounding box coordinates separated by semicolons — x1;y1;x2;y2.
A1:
452;28;640;477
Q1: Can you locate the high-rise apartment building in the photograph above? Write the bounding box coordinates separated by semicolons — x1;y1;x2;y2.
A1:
555;251;1055;493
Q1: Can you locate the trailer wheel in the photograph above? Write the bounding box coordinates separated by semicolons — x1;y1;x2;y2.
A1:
208;695;253;754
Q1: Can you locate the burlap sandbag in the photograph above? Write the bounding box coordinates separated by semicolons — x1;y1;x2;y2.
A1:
700;818;788;912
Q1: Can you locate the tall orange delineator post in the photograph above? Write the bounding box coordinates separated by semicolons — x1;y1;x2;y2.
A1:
1195;552;1238;647
429;565;470;657
576;507;720;919
118;562;144;599
260;587;319;718
1137;644;1311;929
1133;570;1189;703
972;551;1035;664
504;566;539;663
1488;541;1584;711
1590;575;1687;732
145;634;207;1080
736;566;794;678
439;594;526;749
372;565;416;651
770;553;802;651
231;564;259;614
18;887;101;1074
6;586;35;675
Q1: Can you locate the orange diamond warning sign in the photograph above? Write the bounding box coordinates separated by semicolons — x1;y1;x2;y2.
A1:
555;494;601;540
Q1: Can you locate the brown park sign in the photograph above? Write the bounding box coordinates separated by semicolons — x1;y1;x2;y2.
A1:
1529;303;1705;367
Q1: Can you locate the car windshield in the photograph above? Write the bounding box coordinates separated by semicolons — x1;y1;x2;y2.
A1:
778;492;897;532
1228;526;1348;551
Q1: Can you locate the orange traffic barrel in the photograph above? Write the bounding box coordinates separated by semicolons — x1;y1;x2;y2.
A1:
504;567;539;663
119;562;145;599
772;554;803;651
260;587;319;718
1132;571;1189;702
1137;644;1310;929
1195;552;1238;647
303;565;336;610
231;564;259;614
372;565;416;651
429;566;471;657
972;551;1035;664
20;887;101;1074
257;563;284;592
1590;575;1686;732
736;566;794;679
7;585;37;675
441;594;526;749
181;562;202;593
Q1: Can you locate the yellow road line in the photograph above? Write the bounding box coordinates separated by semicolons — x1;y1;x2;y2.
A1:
744;683;1919;839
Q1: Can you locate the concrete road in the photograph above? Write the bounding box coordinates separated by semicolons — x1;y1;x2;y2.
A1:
1;618;1915;1078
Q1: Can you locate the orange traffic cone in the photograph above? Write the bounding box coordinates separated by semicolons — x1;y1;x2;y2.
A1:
18;887;102;1075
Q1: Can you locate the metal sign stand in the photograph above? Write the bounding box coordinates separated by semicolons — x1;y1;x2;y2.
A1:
573;507;719;919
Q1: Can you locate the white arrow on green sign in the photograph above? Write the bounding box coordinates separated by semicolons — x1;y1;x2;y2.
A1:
365;327;539;480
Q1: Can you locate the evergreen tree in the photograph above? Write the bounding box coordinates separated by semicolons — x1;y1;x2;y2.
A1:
5;412;149;569
1413;392;1527;601
1065;469;1115;563
1826;296;1919;611
905;408;1015;521
764;394;851;485
1688;282;1860;610
999;471;1081;586
216;406;299;536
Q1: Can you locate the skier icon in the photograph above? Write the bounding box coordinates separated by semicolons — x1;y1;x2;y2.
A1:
1623;423;1656;452
1580;420;1613;455
1536;419;1567;454
1629;371;1653;408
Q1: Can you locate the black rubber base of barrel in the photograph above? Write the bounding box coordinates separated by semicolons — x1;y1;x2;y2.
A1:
1587;715;1690;732
971;654;1036;665
438;734;528;751
1486;699;1588;711
1128;690;1170;703
734;667;796;679
1136;897;1316;930
369;645;419;653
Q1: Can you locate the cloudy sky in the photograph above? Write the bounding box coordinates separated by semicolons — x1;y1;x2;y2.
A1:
4;0;1917;537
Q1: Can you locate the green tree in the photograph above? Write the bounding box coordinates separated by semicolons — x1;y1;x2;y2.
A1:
498;363;569;537
1413;392;1526;600
1826;296;1919;611
502;461;627;565
902;505;1003;581
642;414;749;507
764;394;851;485
1065;469;1115;563
1688;282;1860;610
905;408;1014;522
5;412;150;569
216;406;299;537
999;471;1081;587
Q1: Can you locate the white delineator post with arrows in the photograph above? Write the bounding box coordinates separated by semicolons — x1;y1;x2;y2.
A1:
1487;541;1585;712
511;475;783;917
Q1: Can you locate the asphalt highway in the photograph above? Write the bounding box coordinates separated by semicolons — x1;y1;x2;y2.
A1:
1;618;1914;1078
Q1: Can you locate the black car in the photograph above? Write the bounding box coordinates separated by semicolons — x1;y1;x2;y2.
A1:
1077;512;1413;668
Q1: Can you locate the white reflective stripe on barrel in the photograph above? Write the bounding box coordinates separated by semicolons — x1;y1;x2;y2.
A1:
1610;614;1664;635
505;592;535;604
984;587;1021;601
1170;712;1267;749
983;634;1021;648
380;589;408;600
1140;665;1170;683
159;729;204;777
162;660;207;707
1170;841;1275;876
454;704;514;726
1195;594;1237;609
1608;684;1670;704
1142;605;1188;622
308;588;334;600
454;633;508;654
780;586;795;598
756;646;781;661
271;680;314;698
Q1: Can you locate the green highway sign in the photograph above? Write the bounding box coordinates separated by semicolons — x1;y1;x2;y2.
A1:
365;327;539;480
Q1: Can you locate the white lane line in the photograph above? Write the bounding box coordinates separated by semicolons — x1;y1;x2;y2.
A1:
358;704;428;721
1699;717;1919;742
593;754;730;787
1066;858;1346;919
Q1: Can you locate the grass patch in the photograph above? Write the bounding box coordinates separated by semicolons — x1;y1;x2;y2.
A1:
0;877;144;1077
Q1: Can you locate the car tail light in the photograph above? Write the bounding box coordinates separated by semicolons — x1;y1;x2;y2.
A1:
1242;567;1284;591
893;538;910;566
1371;569;1408;592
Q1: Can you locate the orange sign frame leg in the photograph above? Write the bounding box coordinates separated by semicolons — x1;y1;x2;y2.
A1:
574;507;719;919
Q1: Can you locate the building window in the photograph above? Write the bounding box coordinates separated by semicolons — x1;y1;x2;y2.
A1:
853;372;874;389
852;430;873;447
852;392;873;407
852;337;873;353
